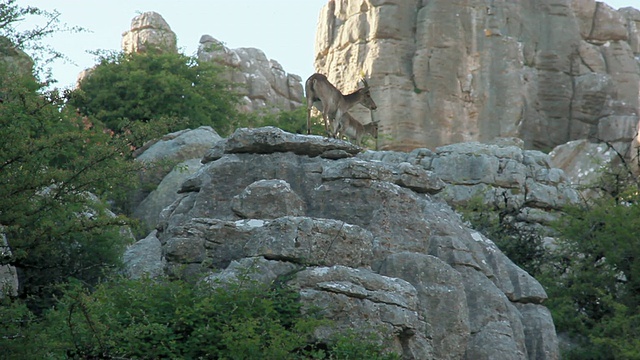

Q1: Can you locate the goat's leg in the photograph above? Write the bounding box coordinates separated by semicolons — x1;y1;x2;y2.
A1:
332;109;346;139
323;114;334;138
306;107;312;135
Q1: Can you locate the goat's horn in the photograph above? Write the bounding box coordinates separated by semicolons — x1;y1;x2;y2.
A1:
361;77;369;89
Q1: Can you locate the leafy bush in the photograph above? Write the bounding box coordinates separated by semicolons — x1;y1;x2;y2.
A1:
543;190;640;359
1;276;400;359
0;62;138;311
69;49;240;140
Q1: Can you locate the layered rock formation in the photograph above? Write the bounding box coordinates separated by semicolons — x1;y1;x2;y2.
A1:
314;0;640;154
121;11;177;53
126;127;574;359
361;137;579;230
197;35;304;112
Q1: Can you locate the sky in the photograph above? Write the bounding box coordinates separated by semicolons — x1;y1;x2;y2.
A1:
16;0;639;90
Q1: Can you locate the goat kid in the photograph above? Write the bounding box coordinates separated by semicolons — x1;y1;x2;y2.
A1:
305;73;377;137
337;111;379;148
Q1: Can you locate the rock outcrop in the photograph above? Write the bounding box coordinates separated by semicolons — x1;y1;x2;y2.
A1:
198;35;304;112
360;137;580;230
314;0;640;155
131;126;222;231
121;11;177;53
130;127;567;359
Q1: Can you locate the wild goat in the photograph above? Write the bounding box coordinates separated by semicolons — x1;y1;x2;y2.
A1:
305;73;377;137
338;112;380;148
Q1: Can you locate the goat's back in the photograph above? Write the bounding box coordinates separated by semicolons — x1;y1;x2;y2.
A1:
305;73;340;100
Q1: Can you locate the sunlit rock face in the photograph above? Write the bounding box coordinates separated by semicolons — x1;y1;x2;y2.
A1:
197;35;303;112
121;11;177;53
313;0;640;154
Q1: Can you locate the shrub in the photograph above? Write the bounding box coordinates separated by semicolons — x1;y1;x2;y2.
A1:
1;276;400;359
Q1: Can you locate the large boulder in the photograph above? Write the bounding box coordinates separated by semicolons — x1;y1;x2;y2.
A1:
148;127;564;359
313;1;640;153
122;230;165;279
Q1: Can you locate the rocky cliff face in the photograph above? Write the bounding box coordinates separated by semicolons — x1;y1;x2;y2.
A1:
314;0;640;154
197;35;304;112
125;127;578;359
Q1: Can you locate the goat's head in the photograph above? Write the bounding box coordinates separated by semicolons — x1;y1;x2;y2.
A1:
369;120;380;139
359;78;377;111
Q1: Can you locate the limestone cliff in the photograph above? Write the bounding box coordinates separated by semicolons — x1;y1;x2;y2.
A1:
314;0;640;154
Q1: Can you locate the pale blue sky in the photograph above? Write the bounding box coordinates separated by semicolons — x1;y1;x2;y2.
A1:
17;0;638;90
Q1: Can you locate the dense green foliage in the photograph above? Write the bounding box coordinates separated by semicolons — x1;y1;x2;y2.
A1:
1;276;400;359
542;190;640;359
0;4;140;310
460;186;640;359
69;50;240;140
0;68;136;308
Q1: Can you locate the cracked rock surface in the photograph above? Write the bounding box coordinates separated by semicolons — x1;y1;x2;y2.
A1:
130;128;562;359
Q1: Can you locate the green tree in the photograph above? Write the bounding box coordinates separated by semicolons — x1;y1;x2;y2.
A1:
543;190;640;359
69;49;240;140
0;2;139;309
0;65;138;308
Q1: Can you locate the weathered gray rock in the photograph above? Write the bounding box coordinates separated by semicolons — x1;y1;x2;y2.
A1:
198;35;303;112
150;128;563;359
292;265;433;357
163;216;373;270
549;139;631;198
202;127;361;162
379;252;468;360
360;139;579;230
515;303;560;360
122;230;165;279
314;1;640;154
121;11;177;53
620;7;640;53
231;179;306;219
134;158;203;231
136;126;222;164
131;126;221;228
203;257;300;286
589;2;628;42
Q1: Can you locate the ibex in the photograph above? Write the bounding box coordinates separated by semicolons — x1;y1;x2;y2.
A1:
338;112;380;148
305;73;377;137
